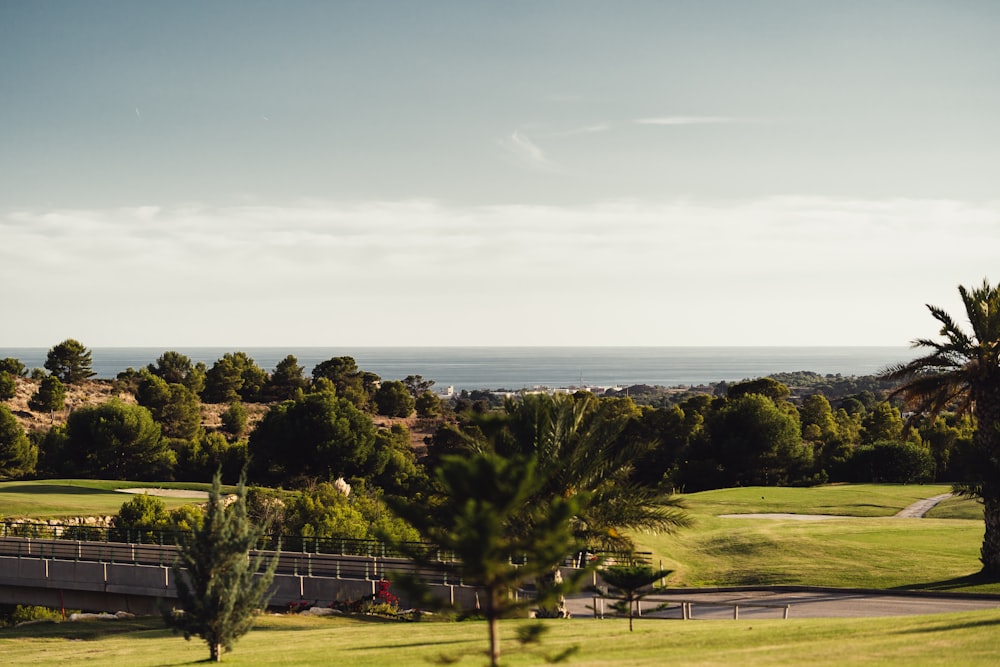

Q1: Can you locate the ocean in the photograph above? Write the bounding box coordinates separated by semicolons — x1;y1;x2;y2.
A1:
0;346;916;391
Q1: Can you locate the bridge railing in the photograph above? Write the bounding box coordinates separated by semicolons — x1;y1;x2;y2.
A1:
0;521;649;574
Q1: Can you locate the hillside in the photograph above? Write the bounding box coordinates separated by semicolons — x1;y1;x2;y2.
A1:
4;377;434;451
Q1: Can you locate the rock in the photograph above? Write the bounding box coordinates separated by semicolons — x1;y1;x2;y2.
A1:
300;607;341;616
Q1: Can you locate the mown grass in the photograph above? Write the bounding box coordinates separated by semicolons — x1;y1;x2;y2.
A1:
3;610;1000;666
925;495;984;520
2;480;995;592
2;481;1000;664
0;480;222;519
633;483;1000;594
681;484;954;517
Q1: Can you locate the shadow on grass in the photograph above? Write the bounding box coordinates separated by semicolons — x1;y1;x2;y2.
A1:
895;616;1000;634
0;484;108;496
250;613;415;631
893;571;1000;593
0;618;168;640
350;638;473;651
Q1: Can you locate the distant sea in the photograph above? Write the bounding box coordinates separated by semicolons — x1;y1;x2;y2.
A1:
0;347;916;392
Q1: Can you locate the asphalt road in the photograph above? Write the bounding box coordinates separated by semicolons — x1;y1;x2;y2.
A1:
565;589;1000;620
588;493;1000;620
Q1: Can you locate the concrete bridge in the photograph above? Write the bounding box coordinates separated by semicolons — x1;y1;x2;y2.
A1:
0;536;486;615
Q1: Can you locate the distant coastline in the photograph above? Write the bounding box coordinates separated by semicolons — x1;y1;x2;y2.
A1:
0;346;916;392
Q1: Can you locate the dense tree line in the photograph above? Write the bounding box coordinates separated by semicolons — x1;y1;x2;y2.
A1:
0;343;436;481
431;382;971;494
0;339;977;494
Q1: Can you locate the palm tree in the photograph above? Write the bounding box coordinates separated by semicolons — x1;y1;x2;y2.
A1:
491;393;690;548
881;280;1000;574
469;392;690;615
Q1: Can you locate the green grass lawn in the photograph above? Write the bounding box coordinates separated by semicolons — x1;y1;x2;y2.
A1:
2;480;995;592
633;483;1000;594
2;481;1000;664
925;495;984;520
0;480;220;520
680;484;955;517
2;610;1000;666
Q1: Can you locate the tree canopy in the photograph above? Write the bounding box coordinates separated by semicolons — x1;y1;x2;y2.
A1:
64;400;174;479
881;279;1000;574
374;380;415;418
44;339;96;383
28;374;66;413
203;352;268;404
0;404;36;478
248;392;376;485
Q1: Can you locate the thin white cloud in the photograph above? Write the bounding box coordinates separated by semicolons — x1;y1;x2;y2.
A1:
635;116;744;125
502;131;552;169
2;197;997;346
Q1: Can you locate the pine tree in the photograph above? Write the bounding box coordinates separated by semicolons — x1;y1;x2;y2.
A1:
0;405;37;478
386;453;589;667
43;339;96;383
28;375;66;413
163;472;279;662
599;564;672;632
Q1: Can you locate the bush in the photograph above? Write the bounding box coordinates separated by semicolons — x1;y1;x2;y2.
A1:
846;440;937;483
8;605;63;625
0;358;27;378
220;401;248;438
0;372;16;401
28;375;66;413
374;381;415;418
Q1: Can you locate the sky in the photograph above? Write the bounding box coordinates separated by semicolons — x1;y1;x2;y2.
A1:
2;0;999;348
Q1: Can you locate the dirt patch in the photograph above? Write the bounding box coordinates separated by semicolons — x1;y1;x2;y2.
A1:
371;414;438;456
6;377;134;433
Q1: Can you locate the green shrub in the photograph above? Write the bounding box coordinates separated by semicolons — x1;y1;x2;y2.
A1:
10;605;63;625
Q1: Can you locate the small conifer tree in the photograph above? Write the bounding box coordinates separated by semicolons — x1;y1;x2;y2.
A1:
28;375;66;413
599;564;672;631
163;471;279;662
387;453;589;667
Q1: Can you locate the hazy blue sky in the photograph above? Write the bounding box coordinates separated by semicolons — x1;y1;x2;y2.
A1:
2;1;998;347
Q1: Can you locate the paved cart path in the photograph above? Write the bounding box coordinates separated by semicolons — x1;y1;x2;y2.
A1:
575;492;993;620
894;493;954;517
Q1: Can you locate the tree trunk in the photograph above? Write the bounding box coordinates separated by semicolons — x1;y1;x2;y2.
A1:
975;386;1000;576
487;589;500;667
210;642;222;662
981;494;1000;575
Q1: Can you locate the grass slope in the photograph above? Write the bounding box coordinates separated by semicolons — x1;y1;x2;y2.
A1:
0;480;220;520
2;482;1000;664
635;484;1000;594
681;484;956;517
2;611;1000;666
2;481;994;592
